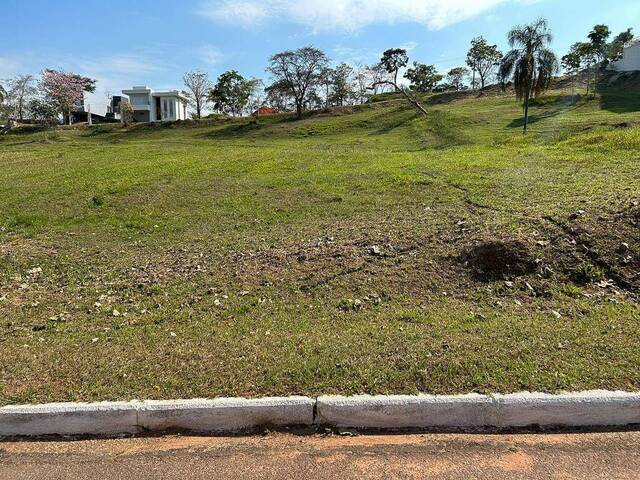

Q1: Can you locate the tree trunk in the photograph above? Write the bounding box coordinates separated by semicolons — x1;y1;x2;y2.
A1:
523;88;531;134
296;102;303;119
586;66;591;96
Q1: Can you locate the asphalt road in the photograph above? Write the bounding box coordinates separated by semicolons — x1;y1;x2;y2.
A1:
2;430;640;479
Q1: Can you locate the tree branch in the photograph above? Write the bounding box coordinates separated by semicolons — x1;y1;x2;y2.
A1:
369;81;428;117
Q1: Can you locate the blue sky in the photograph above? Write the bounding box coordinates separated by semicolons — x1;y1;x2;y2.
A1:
1;0;638;114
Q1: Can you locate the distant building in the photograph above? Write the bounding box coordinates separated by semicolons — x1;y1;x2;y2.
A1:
121;86;189;123
252;106;277;116
609;40;640;72
106;95;124;120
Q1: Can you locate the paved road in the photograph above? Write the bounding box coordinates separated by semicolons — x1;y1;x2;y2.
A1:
1;430;640;479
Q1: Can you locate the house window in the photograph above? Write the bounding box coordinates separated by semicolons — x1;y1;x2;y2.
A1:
163;99;168;119
169;100;174;118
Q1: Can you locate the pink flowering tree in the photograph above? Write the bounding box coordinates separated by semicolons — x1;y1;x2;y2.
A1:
39;70;96;125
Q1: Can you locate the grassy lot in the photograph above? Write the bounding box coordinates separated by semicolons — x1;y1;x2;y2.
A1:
1;76;639;404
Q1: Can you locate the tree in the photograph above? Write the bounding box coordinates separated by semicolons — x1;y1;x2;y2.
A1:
39;69;96;125
208;70;260;117
499;18;559;134
561;46;582;103
353;64;371;104
265;80;295;112
366;62;392;94
466;36;503;89
573;42;598;96
404;62;442;92
369;51;429;117
379;48;408;89
447;67;470;91
267;46;329;118
5;74;37;121
120;100;134;126
607;28;634;62
183;70;211;119
27;98;58;124
330;63;354;106
588;24;611;64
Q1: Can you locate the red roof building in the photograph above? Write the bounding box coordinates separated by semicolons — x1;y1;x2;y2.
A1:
252;106;277;116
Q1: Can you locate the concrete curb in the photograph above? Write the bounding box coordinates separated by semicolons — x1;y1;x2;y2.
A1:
316;391;640;429
1;391;639;438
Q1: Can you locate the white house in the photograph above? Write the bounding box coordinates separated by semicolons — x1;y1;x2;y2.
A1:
609;40;640;72
121;86;189;123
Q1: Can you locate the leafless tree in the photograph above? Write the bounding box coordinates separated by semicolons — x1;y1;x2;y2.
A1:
267;46;329;118
183;70;211;119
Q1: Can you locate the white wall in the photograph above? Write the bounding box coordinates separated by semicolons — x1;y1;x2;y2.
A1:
610;42;640;72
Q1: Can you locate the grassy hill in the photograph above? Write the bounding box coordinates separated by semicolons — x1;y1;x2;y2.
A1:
0;75;639;404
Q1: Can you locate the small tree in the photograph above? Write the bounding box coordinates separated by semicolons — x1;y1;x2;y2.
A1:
561;47;582;104
209;70;260;117
499;18;559;134
27;98;57;124
330;63;354;106
404;62;442;92
183;70;211;119
447;67;470;91
465;37;503;89
267;46;329;118
379;48;409;89
5;74;37;121
120;100;134;126
39;69;96;125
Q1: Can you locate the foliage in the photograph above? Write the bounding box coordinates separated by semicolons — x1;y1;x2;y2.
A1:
4;74;37;121
465;36;503;89
379;48;409;86
27;98;58;124
607;28;634;61
329;62;354;106
587;24;611;64
39;69;96;124
208;70;260;117
446;67;470;91
183;70;211;119
499;18;558;133
267;46;329;118
404;62;442;92
120;100;134;126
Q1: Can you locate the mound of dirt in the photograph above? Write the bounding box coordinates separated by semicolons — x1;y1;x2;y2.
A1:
463;239;537;280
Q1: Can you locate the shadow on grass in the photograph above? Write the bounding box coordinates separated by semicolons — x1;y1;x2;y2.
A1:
598;72;640;113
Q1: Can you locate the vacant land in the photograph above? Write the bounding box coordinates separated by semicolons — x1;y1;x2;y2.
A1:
1;76;639;404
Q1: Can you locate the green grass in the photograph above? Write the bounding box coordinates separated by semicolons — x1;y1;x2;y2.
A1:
1;77;639;404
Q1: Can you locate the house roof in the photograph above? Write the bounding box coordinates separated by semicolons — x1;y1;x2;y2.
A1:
121;87;189;102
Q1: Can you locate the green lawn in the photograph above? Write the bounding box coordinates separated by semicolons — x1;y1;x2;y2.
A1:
1;79;639;404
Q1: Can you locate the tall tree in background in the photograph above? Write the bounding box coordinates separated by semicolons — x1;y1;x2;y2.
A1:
208;70;260;117
330;62;354;106
607;28;634;61
265;80;296;112
379;48;408;90
587;24;611;64
573;42;598;95
561;46;582;104
466;37;503;89
39;70;96;125
5;74;37;121
447;67;470;91
404;62;442;92
267;46;328;118
499;18;559;134
183;70;211;119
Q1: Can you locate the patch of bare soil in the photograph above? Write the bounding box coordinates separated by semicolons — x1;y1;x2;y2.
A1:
462;240;537;281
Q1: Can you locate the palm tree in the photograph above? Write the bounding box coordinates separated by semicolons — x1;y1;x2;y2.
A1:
499;18;559;133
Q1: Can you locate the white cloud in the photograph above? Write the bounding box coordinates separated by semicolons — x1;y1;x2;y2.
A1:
198;0;270;28
197;0;522;32
198;44;225;65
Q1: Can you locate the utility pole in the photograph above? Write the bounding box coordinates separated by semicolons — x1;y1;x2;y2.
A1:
87;104;92;126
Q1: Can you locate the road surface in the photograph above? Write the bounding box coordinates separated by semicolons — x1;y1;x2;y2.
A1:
1;430;640;479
